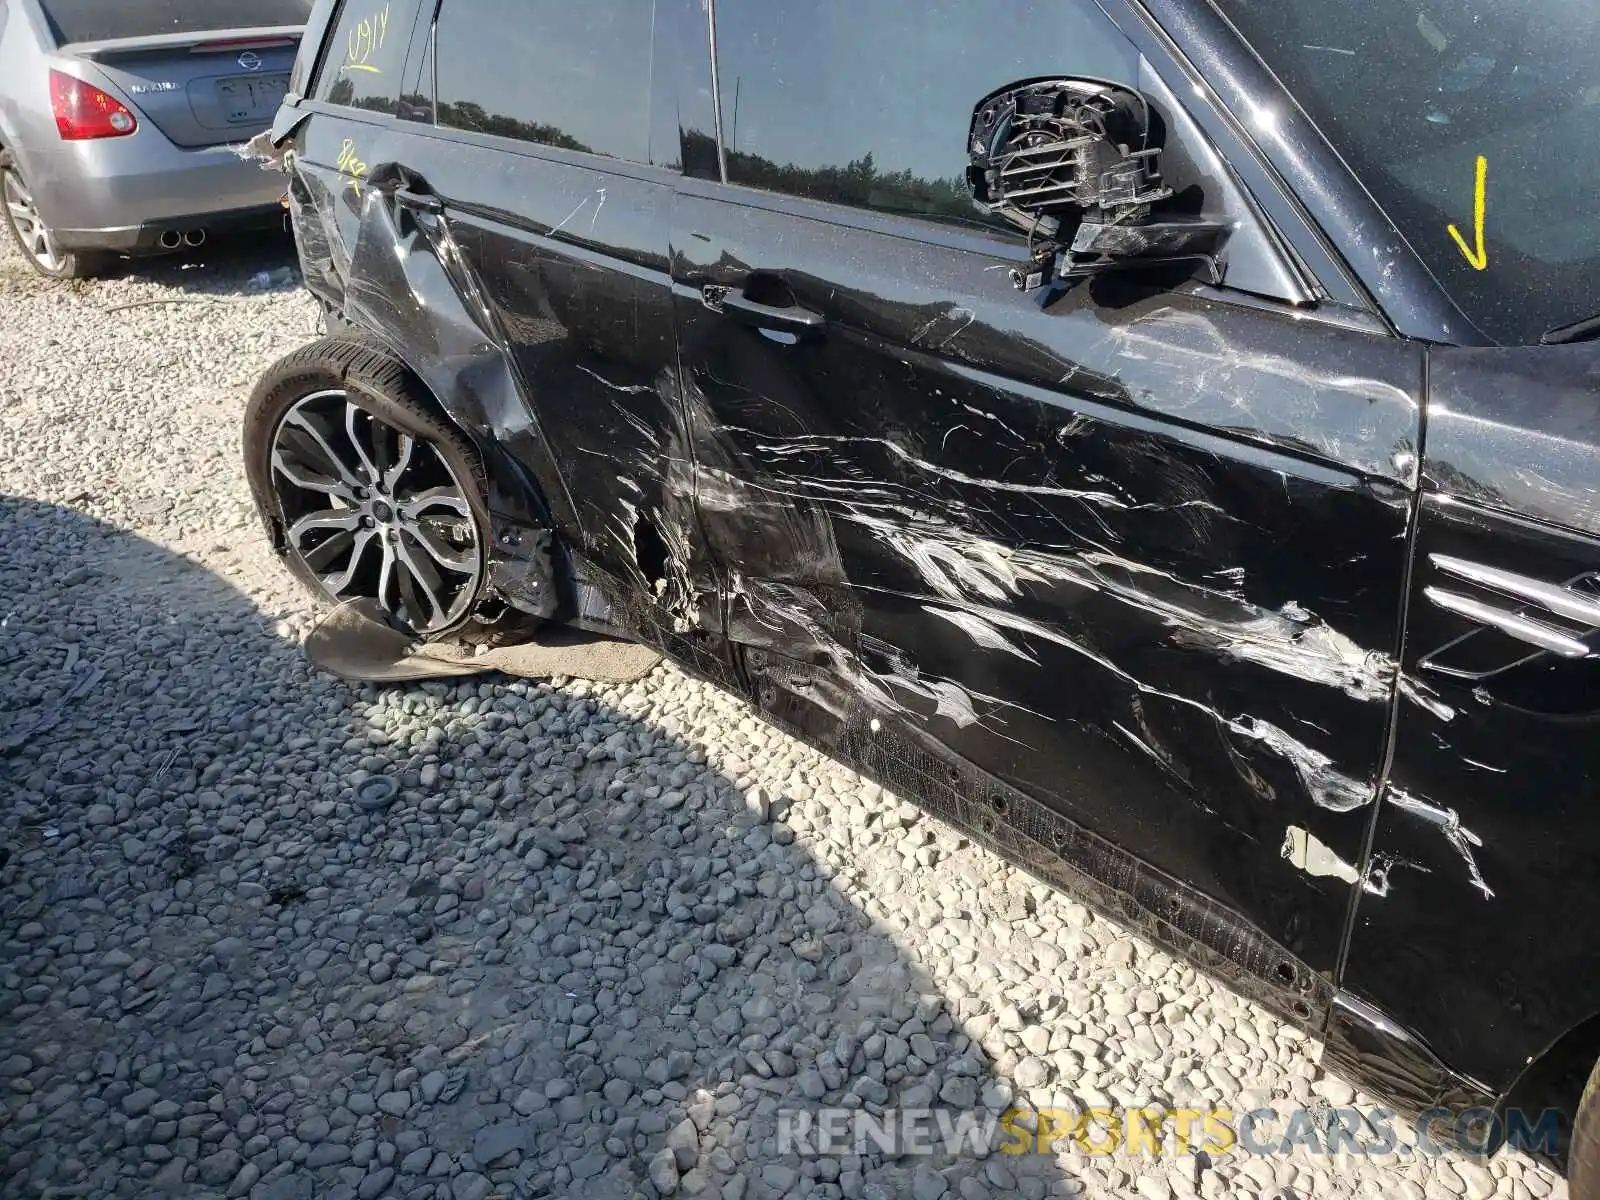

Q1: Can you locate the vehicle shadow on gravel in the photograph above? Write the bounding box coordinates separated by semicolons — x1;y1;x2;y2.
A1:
0;495;1071;1200
92;232;300;295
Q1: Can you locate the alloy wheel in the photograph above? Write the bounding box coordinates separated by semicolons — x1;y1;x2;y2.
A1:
2;169;65;274
269;389;483;633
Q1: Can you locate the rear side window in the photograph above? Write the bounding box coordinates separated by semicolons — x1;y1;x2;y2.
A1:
41;0;311;44
314;0;411;114
711;0;1138;231
432;0;653;163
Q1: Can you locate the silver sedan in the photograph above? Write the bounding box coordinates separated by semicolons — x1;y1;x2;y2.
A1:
0;0;310;277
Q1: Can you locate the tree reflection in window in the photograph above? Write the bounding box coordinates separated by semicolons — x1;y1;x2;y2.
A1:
324;77;399;116
435;102;592;154
680;130;988;234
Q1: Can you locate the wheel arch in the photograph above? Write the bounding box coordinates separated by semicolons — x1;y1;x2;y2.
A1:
1496;1010;1600;1170
294;325;571;627
322;319;571;525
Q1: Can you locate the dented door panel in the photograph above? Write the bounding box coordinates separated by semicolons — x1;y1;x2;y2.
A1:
1338;344;1600;1095
425;151;692;607
286;112;585;615
420;147;679;592
671;188;1424;1010
294;98;725;637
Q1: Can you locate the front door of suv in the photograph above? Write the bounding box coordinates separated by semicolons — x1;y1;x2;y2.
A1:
665;0;1424;1020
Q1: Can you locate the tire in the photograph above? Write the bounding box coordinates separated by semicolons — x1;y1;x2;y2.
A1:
1572;1059;1600;1197
244;334;494;638
0;152;108;280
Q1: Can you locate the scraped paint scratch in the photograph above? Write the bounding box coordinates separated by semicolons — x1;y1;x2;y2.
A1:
848;508;1398;706
1387;786;1494;900
1287;833;1430;899
923;605;1039;663
1399;674;1456;721
1282;825;1360;885
1363;851;1432;898
546;196;589;239
576;363;654;395
1228;716;1375;812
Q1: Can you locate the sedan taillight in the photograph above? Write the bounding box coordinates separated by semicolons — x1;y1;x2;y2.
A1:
50;69;137;140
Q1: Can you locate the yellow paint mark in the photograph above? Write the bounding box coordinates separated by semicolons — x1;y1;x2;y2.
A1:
1447;155;1489;271
337;138;369;195
343;2;390;75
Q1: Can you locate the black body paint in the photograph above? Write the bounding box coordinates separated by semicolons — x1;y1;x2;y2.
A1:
254;0;1600;1144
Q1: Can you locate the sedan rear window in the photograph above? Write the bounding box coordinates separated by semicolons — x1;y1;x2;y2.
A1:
40;0;311;44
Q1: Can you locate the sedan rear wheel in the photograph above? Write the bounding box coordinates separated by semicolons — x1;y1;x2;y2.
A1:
245;336;490;636
0;156;104;279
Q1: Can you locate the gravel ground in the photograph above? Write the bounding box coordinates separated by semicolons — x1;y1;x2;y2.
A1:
0;233;1570;1200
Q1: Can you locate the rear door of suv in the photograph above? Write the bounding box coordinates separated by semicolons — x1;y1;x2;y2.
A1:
663;0;1425;1023
288;0;725;657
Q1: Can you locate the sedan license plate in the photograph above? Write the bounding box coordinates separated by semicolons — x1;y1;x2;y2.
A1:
216;73;289;123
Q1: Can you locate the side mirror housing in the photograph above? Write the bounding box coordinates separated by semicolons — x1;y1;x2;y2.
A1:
966;77;1229;290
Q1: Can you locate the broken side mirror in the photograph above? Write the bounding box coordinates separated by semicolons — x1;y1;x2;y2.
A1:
967;77;1230;292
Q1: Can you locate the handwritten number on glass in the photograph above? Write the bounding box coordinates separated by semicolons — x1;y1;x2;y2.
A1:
1447;155;1489;272
343;3;391;75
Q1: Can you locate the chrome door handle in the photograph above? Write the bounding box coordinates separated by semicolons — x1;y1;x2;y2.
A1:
394;186;442;215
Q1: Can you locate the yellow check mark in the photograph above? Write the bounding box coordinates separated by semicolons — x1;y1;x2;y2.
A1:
1447;155;1489;271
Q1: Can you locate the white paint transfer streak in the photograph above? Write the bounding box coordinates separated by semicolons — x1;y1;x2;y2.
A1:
823;511;1412;820
1363;852;1432;898
1113;721;1184;783
1227;716;1375;812
1282;825;1361;885
848;513;1025;605
1165;609;1393;705
1285;826;1435;899
728;578;1036;739
545;197;589;239
923;605;1039;663
1386;787;1495;900
1284;830;1432;900
1399;675;1456;722
924;679;981;728
575;363;653;395
938;307;977;347
753;433;1133;507
847;509;1398;706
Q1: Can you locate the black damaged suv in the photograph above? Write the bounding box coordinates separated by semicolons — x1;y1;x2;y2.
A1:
246;0;1600;1182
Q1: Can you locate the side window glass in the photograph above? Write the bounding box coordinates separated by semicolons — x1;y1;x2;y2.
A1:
397;0;437;122
314;0;412;114
433;0;653;163
712;0;1139;234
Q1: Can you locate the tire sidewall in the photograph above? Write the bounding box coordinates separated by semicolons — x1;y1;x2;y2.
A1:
1572;1058;1600;1199
243;343;493;636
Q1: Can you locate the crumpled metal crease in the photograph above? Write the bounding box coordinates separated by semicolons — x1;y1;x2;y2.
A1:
284;157;567;620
